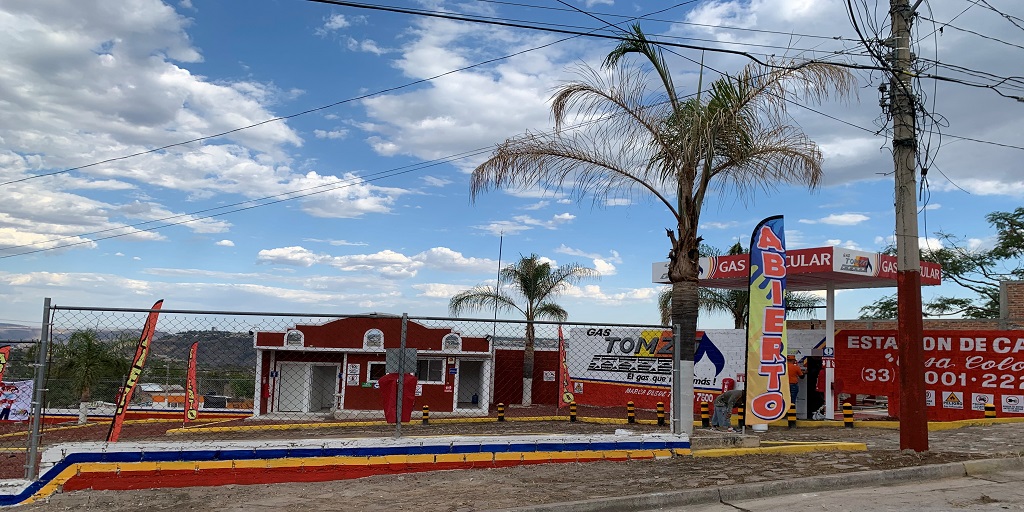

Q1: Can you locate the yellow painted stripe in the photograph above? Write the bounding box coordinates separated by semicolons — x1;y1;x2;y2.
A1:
693;442;866;458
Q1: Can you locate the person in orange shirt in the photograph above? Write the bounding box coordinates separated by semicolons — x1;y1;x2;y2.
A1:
787;355;805;406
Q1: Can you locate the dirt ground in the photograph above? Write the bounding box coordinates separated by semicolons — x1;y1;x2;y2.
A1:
14;421;1024;512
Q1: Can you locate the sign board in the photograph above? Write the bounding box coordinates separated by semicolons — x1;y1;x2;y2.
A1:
543;370;556;382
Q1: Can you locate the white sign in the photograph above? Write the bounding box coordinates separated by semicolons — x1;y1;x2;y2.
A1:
543;370;555;382
346;363;360;375
1002;395;1024;414
925;390;936;407
345;374;359;386
942;391;964;409
972;393;994;412
415;384;423;397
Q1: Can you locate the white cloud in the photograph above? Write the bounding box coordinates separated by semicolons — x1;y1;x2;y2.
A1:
554;244;622;264
313;129;349;140
593;258;616;276
256;246;325;267
316;14;351;36
216;239;234;247
421;176;452;187
800;213;870;226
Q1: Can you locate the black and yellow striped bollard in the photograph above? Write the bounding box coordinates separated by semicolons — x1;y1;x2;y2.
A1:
787;402;797;429
497;402;505;422
657;402;666;426
570;401;577;422
422;405;430;425
700;402;709;428
627;401;636;424
985;403;996;419
737;403;745;428
843;402;854;428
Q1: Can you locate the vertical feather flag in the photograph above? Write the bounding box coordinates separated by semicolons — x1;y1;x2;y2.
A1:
184;341;199;424
745;216;789;424
107;299;163;442
0;346;10;382
557;326;575;408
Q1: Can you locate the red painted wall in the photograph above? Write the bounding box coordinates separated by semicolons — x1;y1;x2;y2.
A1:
493;349;559;405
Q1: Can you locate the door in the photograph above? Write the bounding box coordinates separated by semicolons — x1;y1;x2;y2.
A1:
310;365;338;412
456;360;484;409
277;363;308;413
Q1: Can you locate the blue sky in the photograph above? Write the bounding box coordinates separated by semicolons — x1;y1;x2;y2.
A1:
1;0;1022;330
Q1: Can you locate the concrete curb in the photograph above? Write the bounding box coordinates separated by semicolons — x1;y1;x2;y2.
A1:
496;456;1024;512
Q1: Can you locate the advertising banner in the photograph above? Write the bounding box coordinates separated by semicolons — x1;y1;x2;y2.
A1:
108;299;163;442
184;341;199;423
835;329;1024;420
557;326;575;407
745;215;788;424
0;346;10;382
0;380;33;422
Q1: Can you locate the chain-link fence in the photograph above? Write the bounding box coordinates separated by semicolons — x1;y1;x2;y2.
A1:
2;302;685;480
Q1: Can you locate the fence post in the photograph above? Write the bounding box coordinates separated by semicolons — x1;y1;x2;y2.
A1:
395;313;408;438
25;298;51;481
670;324;682;435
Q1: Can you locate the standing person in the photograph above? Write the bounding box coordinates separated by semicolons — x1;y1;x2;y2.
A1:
787;355;805;405
710;389;744;432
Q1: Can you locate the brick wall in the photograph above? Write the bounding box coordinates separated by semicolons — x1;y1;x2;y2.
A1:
788;280;1024;331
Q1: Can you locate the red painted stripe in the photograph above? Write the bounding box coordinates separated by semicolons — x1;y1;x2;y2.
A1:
60;456;619;491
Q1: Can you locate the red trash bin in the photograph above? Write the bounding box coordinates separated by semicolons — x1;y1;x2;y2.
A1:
379;373;418;423
721;378;736;392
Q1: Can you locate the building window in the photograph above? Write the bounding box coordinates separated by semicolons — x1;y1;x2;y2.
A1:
367;361;387;382
416;359;444;383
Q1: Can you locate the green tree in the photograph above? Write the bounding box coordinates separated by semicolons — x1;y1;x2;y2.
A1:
449;254;597;406
469;26;852;428
52;330;131;424
861;207;1024;319
658;242;824;327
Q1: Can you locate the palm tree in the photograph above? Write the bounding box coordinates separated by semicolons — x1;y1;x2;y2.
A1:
658;242;824;328
449;254;598;406
469;25;853;431
53;330;131;424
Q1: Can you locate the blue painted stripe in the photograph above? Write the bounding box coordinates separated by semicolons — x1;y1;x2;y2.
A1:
0;437;690;506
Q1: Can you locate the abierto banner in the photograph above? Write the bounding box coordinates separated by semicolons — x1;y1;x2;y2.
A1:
107;299;163;442
745;216;788;424
185;341;199;423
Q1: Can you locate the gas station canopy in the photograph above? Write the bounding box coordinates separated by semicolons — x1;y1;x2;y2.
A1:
652;246;942;291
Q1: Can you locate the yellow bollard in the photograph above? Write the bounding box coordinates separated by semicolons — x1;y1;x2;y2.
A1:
787;402;797;429
985;403;996;419
497;402;505;422
700;402;709;428
570;401;577;423
657;402;666;426
422;405;430;425
843;402;854;428
627;401;636;424
737;403;745;428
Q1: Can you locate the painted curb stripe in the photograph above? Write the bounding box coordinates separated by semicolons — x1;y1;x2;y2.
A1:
1;438;691;506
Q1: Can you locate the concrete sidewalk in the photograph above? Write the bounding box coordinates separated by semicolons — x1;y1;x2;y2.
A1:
499;456;1024;512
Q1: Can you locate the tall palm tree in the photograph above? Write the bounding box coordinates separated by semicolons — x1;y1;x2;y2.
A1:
469;25;853;431
449;254;597;406
53;330;131;424
659;242;825;328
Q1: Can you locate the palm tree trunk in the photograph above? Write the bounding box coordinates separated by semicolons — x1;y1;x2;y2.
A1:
522;322;535;406
78;388;91;425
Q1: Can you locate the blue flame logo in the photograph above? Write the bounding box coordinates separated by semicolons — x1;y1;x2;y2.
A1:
694;332;726;377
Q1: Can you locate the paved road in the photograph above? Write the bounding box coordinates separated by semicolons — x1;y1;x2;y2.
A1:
669;468;1024;511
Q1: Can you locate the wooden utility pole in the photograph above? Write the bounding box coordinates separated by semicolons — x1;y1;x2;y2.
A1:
890;0;928;452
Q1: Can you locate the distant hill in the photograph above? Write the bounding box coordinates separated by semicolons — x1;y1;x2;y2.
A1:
149;330;256;369
0;323;39;342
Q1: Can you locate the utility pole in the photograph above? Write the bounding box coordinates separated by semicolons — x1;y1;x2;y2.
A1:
890;0;928;452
